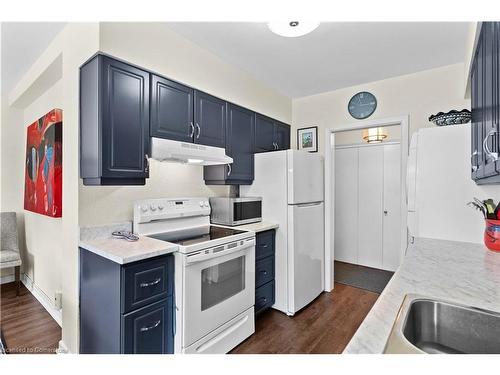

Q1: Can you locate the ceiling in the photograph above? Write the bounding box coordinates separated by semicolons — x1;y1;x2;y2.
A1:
0;22;470;99
167;22;470;98
1;22;66;94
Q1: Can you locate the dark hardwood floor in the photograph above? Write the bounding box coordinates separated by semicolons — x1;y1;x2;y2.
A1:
0;282;61;354
231;283;378;354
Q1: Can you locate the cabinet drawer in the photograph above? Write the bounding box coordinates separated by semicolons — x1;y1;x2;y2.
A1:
121;298;173;354
255;256;274;288
122;255;173;314
256;230;275;260
255;280;275;314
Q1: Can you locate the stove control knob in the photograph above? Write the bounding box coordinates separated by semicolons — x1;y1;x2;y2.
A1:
150;204;157;211
141;205;148;213
199;201;204;207
158;204;164;211
204;201;209;207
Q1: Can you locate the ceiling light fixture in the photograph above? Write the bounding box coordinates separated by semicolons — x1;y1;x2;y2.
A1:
267;21;320;38
362;128;388;143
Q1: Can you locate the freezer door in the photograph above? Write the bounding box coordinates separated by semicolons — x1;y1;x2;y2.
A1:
287;202;324;314
287;150;324;205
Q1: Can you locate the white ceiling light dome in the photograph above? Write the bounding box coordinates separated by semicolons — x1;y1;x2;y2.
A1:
267;21;320;38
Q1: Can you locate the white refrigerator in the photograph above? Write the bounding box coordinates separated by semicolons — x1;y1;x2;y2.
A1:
241;150;324;316
407;123;499;245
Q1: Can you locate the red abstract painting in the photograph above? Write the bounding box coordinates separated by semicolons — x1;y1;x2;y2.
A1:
24;109;63;218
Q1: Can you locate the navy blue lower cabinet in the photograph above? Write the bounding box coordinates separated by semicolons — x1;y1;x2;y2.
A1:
254;230;276;315
79;248;174;354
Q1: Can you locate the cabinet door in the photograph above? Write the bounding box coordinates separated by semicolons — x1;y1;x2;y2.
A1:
194;91;226;148
482;23;498;177
382;144;402;271
226;103;255;182
122;298;173;354
334;147;359;264
274;123;291;150
471;56;479;179
101;57;150;179
254;114;276;152
357;146;383;269
151;75;194;142
476;33;486;179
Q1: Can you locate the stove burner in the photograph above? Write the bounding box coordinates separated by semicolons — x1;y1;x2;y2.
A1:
148;226;246;246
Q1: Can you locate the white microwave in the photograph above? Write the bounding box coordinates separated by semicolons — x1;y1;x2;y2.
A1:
209;197;262;226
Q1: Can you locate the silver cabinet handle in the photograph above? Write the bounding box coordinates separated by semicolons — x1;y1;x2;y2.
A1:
196;123;201;139
189;122;195;138
140;320;161;332
483;129;498;161
139;278;161;288
275;142;279;150
144;154;150;173
471;150;478;171
227;163;232;177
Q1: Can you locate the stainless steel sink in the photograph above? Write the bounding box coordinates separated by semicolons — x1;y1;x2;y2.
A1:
384;295;500;354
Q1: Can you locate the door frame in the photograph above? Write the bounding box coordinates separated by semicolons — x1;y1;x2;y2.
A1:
324;115;409;291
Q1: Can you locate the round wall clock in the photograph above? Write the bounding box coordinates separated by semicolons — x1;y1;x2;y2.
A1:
348;91;377;120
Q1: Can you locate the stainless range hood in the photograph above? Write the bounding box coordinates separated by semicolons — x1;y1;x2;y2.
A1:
150;137;233;166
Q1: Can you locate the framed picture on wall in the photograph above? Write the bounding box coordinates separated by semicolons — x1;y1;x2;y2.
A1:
297;126;318;153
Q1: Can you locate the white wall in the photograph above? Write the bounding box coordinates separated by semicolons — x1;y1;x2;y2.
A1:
292;63;470;155
1;23;100;353
79;22;292;226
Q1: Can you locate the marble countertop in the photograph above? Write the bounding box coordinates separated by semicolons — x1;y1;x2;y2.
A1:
230;221;279;233
344;237;500;354
79;222;178;265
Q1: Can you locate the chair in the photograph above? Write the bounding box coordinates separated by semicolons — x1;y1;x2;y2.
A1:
1;212;22;296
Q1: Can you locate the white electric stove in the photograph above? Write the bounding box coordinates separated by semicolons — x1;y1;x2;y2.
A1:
133;197;255;354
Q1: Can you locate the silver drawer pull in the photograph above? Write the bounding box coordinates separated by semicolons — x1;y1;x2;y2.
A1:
483;129;499;161
140;320;161;332
259;244;268;248
139;278;161;288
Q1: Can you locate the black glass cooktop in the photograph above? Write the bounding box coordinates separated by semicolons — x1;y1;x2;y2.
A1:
148;226;246;247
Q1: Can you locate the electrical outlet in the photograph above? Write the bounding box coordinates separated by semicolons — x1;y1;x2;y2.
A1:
54;291;62;310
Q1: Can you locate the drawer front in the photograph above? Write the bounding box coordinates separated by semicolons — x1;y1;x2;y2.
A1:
122;255;173;314
255;280;275;314
255;256;275;288
255;230;275;260
122;298;173;354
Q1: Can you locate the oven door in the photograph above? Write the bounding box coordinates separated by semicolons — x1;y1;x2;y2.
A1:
183;238;255;347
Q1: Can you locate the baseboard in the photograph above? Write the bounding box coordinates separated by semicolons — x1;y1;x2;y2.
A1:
57;340;69;354
21;273;62;327
0;274;15;284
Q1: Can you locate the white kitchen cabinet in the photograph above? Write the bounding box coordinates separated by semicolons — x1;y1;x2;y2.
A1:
334;142;401;271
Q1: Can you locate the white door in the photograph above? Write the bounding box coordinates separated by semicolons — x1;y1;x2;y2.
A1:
357;146;384;269
287;150;324;205
334;148;358;264
383;144;402;271
288;202;324;314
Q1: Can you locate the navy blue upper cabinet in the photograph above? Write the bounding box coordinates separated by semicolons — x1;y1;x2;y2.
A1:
80;55;150;186
255;114;276;152
204;103;255;184
151;75;194;143
471;22;500;184
254;114;291;153
275;122;291;150
194;91;226;148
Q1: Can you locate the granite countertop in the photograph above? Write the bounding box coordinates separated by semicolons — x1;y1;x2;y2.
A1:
344;237;500;354
79;222;178;265
231;221;279;233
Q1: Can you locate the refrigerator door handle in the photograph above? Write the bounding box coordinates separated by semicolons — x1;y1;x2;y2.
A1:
294;201;323;208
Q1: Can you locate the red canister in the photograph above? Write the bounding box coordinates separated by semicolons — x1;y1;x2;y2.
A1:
484;219;500;252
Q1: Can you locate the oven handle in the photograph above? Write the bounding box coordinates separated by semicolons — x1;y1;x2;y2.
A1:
185;238;255;265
